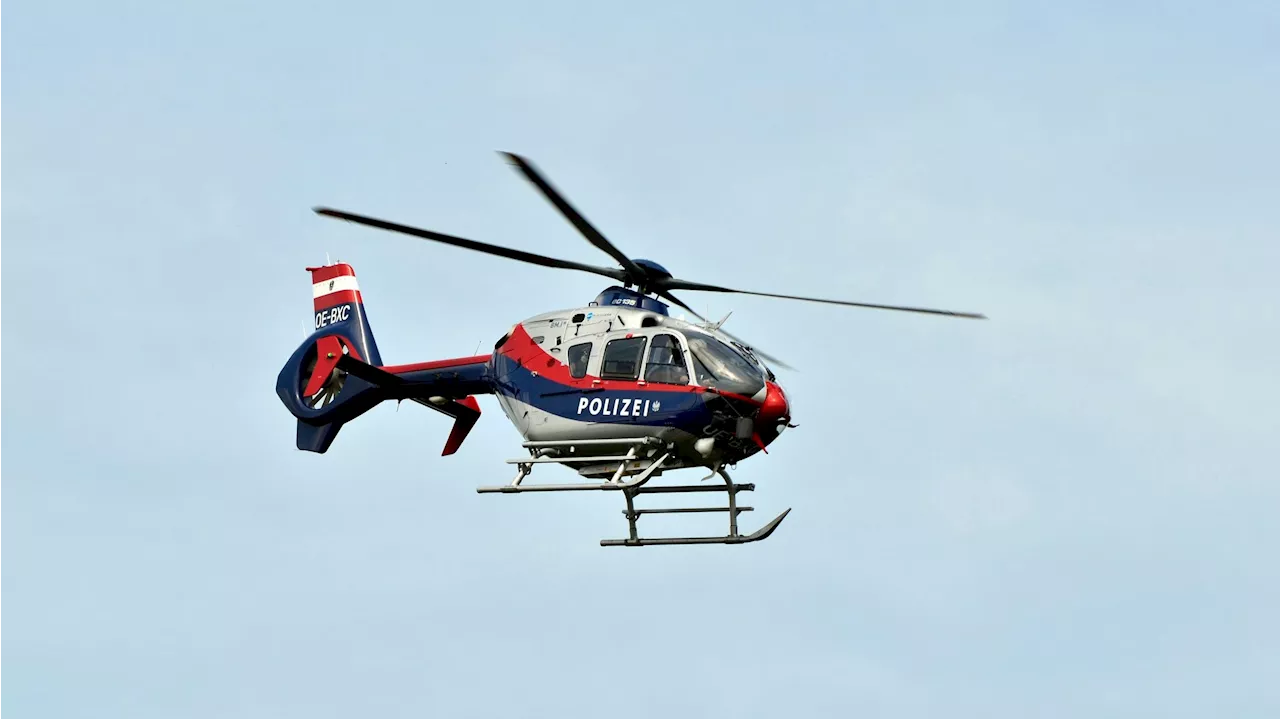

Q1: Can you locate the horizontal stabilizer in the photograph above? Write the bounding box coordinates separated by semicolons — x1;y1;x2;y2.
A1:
335;355;484;456
441;396;481;456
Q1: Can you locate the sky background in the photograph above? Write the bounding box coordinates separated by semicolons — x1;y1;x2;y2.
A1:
4;1;1279;716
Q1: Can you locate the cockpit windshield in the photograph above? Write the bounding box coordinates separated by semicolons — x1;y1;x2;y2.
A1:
685;331;765;397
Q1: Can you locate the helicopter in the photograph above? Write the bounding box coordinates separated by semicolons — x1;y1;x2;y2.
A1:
275;152;986;547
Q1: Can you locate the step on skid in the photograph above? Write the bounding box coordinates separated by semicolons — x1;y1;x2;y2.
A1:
476;437;790;547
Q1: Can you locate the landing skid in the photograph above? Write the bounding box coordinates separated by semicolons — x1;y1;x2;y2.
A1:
476;438;791;547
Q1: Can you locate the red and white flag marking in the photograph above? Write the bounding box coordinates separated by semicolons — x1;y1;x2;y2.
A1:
307;263;363;311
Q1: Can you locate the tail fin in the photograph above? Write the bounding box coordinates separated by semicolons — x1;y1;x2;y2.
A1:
307;263;382;366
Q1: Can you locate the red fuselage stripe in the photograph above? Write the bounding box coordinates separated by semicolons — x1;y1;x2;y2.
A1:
496;324;763;406
380;354;493;374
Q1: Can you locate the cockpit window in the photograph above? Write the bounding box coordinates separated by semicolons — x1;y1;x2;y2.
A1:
729;340;775;381
644;334;689;385
686;332;765;396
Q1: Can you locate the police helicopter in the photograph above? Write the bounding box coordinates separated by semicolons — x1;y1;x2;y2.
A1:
276;152;986;547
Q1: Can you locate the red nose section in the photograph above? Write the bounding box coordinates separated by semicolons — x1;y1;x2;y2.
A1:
752;381;791;452
759;382;789;425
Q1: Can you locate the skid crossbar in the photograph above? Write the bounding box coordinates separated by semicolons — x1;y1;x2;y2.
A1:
475;440;789;547
601;470;788;547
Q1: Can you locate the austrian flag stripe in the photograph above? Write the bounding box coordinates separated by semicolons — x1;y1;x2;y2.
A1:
313;275;360;298
312;275;362;311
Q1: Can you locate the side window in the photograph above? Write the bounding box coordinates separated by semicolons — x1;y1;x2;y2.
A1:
567;343;592;379
600;336;647;380
644;334;690;385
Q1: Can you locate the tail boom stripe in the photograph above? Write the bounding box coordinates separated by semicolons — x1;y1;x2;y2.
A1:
380;354;492;375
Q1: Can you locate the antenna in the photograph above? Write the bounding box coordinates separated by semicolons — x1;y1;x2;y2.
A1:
326;251;332;266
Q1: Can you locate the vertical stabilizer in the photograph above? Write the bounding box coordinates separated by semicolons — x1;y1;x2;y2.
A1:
306;263;382;366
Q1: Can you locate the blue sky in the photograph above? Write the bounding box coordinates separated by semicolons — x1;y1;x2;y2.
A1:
4;1;1278;716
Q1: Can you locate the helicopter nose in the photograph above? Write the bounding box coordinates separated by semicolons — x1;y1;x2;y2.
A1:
755;381;791;447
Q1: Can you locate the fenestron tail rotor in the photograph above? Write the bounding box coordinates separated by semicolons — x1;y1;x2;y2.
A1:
300;345;347;410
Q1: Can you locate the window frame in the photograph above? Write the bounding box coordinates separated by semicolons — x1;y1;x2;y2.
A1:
641;332;692;386
683;330;766;396
599;335;649;381
566;342;593;379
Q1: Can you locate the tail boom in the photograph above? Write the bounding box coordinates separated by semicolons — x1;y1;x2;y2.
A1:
277;348;494;455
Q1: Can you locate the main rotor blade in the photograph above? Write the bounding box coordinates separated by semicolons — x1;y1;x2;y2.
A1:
660;278;987;319
314;207;626;282
654;289;710;325
718;328;795;371
499;152;647;281
657;289;795;370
